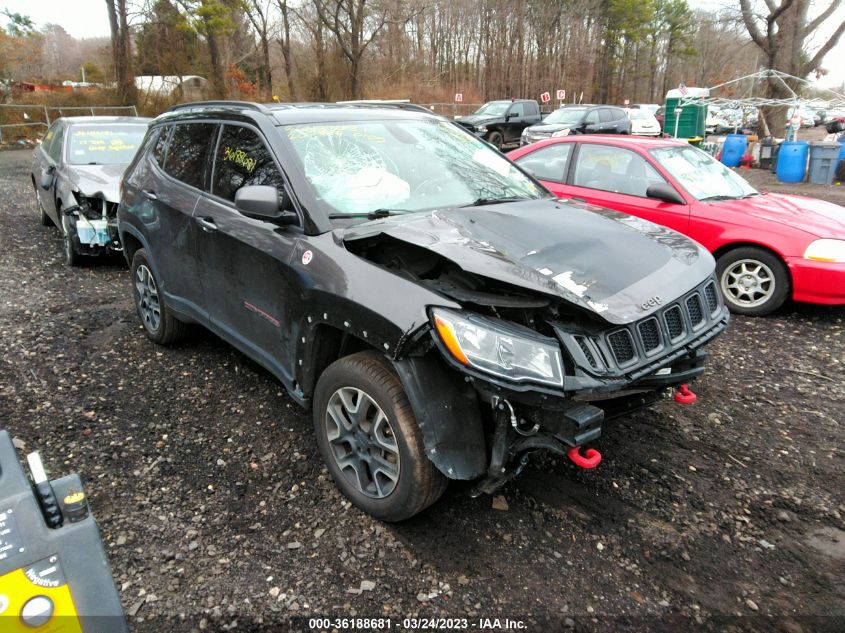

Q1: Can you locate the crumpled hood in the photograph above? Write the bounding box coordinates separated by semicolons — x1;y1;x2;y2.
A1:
344;199;715;324
704;192;845;240
526;123;571;135
456;115;500;128
66;163;127;203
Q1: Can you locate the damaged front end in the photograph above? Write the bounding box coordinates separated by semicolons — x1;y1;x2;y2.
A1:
65;191;122;256
343;204;729;493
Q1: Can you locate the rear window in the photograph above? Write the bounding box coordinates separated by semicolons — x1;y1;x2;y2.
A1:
67;125;147;165
163;123;218;190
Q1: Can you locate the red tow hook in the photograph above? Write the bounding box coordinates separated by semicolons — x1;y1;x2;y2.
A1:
674;383;697;404
567;446;602;469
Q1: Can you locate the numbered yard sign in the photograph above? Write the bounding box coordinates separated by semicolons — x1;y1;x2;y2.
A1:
540;92;551;103
556;89;565;100
454;93;463;102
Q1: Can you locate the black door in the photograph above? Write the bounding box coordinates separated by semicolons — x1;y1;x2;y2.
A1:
504;102;526;143
151;122;218;310
193;123;301;384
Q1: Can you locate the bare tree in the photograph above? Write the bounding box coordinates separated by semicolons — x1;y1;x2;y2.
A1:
276;0;298;100
315;0;389;98
739;0;845;131
245;0;273;98
105;0;136;102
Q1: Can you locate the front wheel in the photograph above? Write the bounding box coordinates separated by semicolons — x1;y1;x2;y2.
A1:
63;222;82;267
716;247;789;316
486;131;504;150
313;351;447;521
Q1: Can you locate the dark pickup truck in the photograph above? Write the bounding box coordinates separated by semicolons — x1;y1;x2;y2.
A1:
455;99;542;149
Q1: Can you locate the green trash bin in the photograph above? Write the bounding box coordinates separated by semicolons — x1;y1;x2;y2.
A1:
808;142;841;185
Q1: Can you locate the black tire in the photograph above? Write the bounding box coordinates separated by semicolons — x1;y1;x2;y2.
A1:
486;131;504;150
63;221;82;267
716;247;790;316
130;248;188;345
313;351;447;522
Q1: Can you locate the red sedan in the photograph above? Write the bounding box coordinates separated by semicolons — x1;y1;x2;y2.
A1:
508;136;845;315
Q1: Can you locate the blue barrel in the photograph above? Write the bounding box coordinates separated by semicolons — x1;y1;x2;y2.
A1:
721;134;747;167
776;141;808;183
838;141;845;163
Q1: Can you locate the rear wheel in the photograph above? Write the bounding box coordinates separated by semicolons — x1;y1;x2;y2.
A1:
130;249;187;345
34;184;51;226
716;247;789;316
313;351;447;522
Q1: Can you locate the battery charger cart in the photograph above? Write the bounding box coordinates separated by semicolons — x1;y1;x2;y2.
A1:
0;429;127;632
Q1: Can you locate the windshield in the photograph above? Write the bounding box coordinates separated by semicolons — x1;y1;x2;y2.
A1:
629;110;652;120
472;101;510;117
67;125;147;165
650;145;758;200
543;108;586;125
283;119;547;219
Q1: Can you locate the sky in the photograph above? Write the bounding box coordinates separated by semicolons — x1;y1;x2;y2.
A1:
4;0;845;92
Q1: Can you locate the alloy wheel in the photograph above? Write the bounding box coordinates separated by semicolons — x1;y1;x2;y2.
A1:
720;259;775;308
325;387;400;499
135;264;162;332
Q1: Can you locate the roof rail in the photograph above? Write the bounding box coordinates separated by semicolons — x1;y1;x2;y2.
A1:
167;100;271;113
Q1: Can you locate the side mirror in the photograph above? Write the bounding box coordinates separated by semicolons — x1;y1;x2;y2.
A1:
646;183;685;205
40;165;55;190
506;112;517;120
234;185;298;225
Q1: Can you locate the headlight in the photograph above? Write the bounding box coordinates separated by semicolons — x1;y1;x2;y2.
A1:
803;239;845;263
551;128;571;137
431;308;564;387
476;126;487;133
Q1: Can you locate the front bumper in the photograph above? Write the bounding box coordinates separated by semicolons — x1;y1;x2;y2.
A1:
787;257;845;305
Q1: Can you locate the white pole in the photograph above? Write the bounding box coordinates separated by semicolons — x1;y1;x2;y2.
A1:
673;107;682;138
81;66;86;83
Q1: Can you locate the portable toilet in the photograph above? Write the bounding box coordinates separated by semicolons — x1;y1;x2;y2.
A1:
664;87;708;139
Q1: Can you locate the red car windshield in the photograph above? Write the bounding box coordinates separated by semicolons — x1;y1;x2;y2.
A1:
650;145;758;200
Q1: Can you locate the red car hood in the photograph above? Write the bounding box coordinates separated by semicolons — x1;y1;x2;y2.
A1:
712;192;845;239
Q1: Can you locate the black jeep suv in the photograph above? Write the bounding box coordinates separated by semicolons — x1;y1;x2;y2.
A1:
118;101;728;521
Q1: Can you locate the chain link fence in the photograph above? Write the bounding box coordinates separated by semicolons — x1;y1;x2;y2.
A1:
0;104;138;145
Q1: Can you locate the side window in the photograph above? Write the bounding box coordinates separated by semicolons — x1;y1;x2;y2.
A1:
42;122;60;155
211;124;286;202
48;124;65;162
508;103;525;118
152;125;171;166
527;101;539;116
613;108;627;120
572;144;667;197
599;109;614;123
163;123;218;190
584;110;600;125
514;144;573;182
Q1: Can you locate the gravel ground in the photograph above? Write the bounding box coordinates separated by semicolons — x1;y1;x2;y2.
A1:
1;149;843;633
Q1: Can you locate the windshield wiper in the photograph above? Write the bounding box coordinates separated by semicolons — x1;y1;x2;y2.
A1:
327;208;404;220
462;196;530;207
699;194;740;201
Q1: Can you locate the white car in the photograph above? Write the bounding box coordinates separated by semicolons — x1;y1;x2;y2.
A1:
628;109;661;136
631;103;660;115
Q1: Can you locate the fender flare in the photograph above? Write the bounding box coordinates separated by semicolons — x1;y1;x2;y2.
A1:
392;353;487;480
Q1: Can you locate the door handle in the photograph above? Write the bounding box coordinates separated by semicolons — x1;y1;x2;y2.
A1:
141;189;157;200
196;217;217;232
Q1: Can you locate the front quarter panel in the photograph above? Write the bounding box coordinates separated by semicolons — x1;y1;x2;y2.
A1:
285;231;462;398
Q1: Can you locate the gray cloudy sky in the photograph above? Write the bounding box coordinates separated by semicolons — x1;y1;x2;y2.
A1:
5;0;845;90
